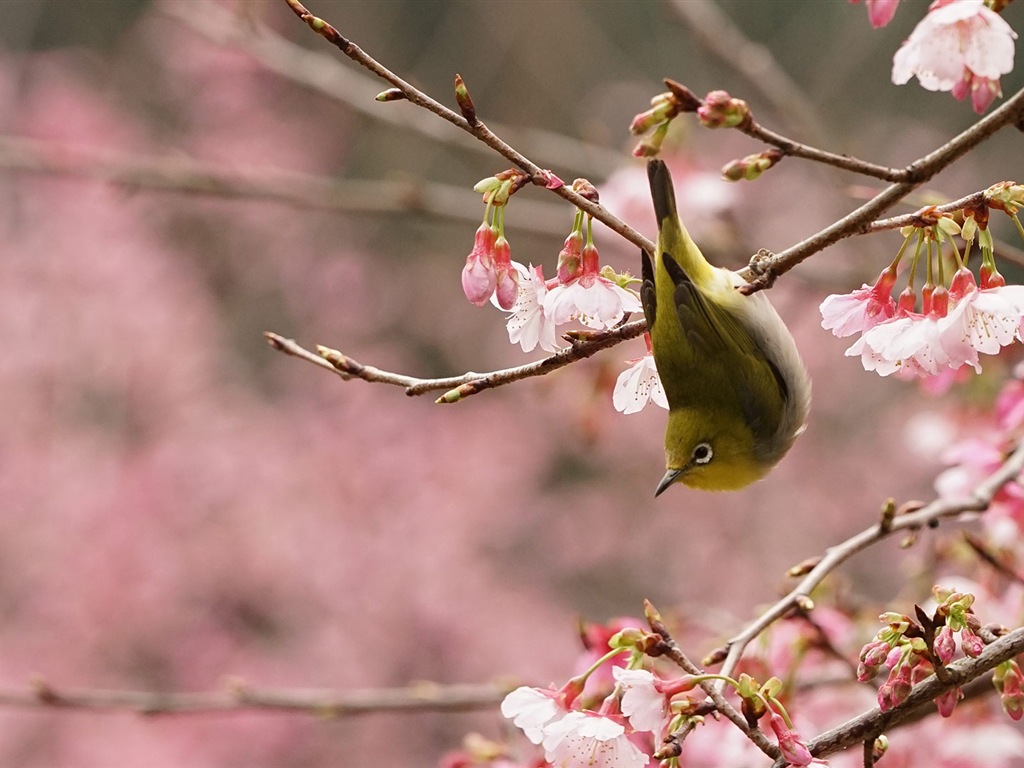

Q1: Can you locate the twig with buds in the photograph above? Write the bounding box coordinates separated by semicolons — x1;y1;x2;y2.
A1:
266;319;646;401
714;440;1024;685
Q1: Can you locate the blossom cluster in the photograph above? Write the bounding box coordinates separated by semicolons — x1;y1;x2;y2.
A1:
821;198;1024;378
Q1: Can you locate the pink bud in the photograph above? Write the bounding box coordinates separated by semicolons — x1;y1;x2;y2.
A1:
556;230;583;284
934;626;955;665
768;711;814;767
935;687;962;718
1002;668;1024;721
981;262;1006;289
948;267;978;302
461;224;497;306
960;627;984;658
494;264;519;311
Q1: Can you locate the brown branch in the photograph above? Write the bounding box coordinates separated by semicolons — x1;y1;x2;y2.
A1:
265;319;647;402
0;136;568;236
742;84;1024;290
276;0;655;256
9;678;509;716
796;625;1024;765
714;441;1024;685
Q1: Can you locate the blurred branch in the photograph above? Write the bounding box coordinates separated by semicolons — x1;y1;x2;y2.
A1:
0;135;568;235
275;0;655;256
714;441;1024;685
265;319;647;402
667;0;827;145
162;0;625;179
6;678;508;716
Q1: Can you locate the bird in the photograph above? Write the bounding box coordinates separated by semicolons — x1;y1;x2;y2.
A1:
640;159;810;494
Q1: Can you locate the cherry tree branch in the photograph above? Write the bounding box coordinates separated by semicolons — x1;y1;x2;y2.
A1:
714;441;1024;684
266;319;647;402
277;0;655;256
0;135;567;235
0;678;509;716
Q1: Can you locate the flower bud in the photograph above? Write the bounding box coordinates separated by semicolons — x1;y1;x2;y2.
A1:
556;229;583;284
461;224;497;306
934;625;955;665
697;90;751;128
721;150;782;182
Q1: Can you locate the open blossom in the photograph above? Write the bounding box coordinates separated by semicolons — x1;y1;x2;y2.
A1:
543;244;642;330
892;0;1017;114
541;712;648;768
612;668;666;734
501;686;567;745
492;262;559;353
819;267;898;337
613;353;668;415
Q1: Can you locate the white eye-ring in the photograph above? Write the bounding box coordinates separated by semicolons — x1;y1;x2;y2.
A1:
692;442;713;465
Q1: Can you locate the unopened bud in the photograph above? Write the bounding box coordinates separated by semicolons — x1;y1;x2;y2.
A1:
721;150;783;182
697;90;751;129
663;79;703;111
787;556;821;578
571;178;600;203
454;73;476;123
375;88;407;102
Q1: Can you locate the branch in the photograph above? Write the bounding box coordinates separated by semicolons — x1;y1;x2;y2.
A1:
742;84;1024;289
0;135;568;236
798;625;1024;764
275;0;655;256
265;319;647;402
4;678;509;716
714;441;1024;684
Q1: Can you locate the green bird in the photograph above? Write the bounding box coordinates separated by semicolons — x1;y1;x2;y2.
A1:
640;159;811;494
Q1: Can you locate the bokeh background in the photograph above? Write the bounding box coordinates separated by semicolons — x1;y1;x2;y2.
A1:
1;1;1023;766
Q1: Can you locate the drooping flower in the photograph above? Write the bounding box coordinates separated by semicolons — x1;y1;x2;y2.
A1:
892;0;1017;114
939;267;1024;357
462;222;498;305
819;267;898;337
501;686;571;745
612;667;666;735
766;710;815;767
492;262;560;353
541;711;648;768
543;243;642;330
613;354;668;415
492;235;519;311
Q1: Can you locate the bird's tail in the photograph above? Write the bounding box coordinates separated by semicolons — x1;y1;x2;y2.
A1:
646;159;711;285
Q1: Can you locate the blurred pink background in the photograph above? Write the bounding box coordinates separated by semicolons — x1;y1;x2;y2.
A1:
1;1;1023;765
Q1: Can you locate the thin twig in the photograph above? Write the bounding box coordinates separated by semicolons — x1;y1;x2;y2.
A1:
743;85;1024;289
715;442;1024;684
276;0;655;256
8;678;509;717
265;319;647;402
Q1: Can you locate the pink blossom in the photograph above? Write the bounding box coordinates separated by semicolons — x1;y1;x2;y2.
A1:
501;686;567;745
940;268;1024;357
892;0;1017;114
543;245;642;331
541;712;649;768
492;262;559;353
613;355;668;415
612;667;666;734
819;267;898;337
462;223;498;305
851;0;901;28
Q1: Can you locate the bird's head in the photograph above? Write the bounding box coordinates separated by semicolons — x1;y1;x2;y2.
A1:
657;409;770;494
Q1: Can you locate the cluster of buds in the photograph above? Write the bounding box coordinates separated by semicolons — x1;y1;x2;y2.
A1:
461;171;529;310
820;193;1024;378
628;81;752;157
857;588;988;718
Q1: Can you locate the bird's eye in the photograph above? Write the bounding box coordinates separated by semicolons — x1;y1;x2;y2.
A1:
692;442;713;465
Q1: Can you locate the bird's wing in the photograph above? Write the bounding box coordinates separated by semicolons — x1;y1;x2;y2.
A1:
662;252;789;442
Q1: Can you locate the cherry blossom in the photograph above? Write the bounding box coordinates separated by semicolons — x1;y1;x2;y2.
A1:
491;262;560;353
613;353;668;415
612;668;666;734
819;267;898;337
541;712;648;768
462;222;498;305
892;0;1017;114
543;244;642;331
500;686;566;745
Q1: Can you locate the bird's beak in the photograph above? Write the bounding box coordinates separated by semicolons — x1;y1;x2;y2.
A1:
655;468;683;497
